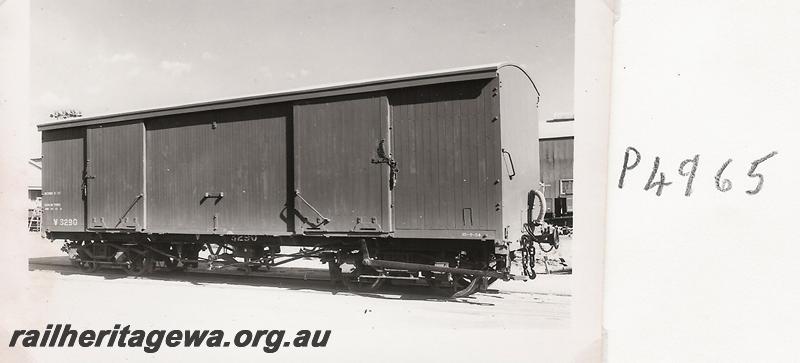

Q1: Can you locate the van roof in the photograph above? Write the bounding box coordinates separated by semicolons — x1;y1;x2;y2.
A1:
38;63;505;131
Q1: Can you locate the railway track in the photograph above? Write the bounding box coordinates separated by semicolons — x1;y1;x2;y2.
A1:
28;256;569;301
27;256;444;296
27;255;572;332
29;256;335;286
26;257;571;332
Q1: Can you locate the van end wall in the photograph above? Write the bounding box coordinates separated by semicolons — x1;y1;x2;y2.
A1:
498;66;541;247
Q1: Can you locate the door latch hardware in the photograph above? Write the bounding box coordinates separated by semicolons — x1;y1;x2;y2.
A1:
294;190;331;229
371;139;398;189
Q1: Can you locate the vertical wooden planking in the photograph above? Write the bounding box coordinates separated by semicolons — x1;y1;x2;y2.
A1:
212;104;289;234
388;78;495;233
442;99;455;228
146;105;289;234
437;99;449;227
452;97;464;227
146;112;215;233
293;95;385;233
86;122;144;230
141;122;147;230
380;95;392;232
468;84;481;228
485;77;502;233
460;94;473;228
476;79;487;229
421;92;432;228
413;92;424;229
41;128;85;232
41;68;519;241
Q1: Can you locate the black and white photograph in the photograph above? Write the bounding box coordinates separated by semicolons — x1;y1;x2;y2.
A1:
7;0;799;362
2;1;593;362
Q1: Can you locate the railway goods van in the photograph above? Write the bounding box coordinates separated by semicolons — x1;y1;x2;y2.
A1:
39;64;558;297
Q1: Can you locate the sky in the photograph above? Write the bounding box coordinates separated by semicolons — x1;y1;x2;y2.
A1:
29;0;574;154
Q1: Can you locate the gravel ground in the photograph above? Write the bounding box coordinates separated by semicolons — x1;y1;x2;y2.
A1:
2;232;574;362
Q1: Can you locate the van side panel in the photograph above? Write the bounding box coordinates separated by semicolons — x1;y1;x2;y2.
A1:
145;105;290;234
85;122;145;230
388;78;502;239
41;128;85;232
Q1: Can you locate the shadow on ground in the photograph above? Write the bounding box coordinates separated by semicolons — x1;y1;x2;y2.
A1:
29;256;501;306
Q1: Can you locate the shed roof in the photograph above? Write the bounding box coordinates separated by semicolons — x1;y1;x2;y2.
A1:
38;63;505;131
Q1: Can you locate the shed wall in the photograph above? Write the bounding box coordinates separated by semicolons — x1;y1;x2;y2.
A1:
539;137;574;211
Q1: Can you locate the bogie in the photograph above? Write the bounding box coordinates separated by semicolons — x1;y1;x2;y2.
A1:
62;236;508;297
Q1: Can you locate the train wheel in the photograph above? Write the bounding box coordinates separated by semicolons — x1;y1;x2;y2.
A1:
328;261;343;286
423;272;438;288
164;257;183;272
341;265;386;292
79;260;99;273
76;247;99;273
120;253;153;276
163;245;184;272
